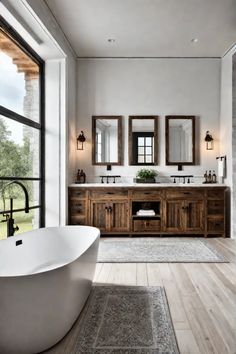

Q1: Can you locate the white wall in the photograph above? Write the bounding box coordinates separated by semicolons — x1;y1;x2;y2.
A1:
76;58;221;183
220;46;236;238
220;52;233;186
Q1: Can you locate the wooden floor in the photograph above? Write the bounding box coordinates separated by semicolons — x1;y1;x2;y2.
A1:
45;239;236;354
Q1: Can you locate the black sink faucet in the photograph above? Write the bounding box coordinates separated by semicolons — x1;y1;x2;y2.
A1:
100;175;121;184
170;175;194;184
1;181;29;237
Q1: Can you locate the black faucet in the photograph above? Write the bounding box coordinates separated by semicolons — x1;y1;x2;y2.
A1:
1;181;29;237
170;175;194;184
100;175;121;184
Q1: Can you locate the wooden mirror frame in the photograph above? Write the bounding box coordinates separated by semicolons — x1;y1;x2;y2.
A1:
129;116;158;165
92;115;123;165
165;115;195;167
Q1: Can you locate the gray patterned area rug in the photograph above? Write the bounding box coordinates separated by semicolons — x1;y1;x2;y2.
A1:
98;238;228;263
75;286;179;354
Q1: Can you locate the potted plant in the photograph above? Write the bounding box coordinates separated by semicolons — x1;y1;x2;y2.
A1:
135;168;158;183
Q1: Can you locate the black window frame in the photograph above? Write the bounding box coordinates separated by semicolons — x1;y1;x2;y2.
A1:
0;15;45;227
132;132;154;165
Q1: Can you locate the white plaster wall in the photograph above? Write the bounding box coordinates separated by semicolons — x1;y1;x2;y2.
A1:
220;46;236;238
76;58;221;183
220;52;233;186
45;60;61;225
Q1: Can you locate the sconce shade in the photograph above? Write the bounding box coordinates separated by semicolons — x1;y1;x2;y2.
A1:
205;131;214;150
77;131;86;150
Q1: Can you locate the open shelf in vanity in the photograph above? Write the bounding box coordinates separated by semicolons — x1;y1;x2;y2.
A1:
131;200;161;232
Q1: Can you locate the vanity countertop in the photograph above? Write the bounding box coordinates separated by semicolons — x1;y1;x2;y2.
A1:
69;183;227;188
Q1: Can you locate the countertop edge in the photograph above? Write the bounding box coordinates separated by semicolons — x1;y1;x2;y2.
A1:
69;183;228;188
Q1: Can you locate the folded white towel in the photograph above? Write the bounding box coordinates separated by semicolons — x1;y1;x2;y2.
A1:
137;213;155;216
138;209;155;214
137;210;155;216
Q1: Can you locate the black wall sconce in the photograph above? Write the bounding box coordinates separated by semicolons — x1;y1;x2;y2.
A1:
77;131;86;150
205;131;214;150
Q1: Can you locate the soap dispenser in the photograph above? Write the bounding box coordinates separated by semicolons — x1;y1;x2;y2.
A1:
212;170;217;184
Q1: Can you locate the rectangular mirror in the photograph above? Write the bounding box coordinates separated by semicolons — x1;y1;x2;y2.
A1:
92;116;122;165
165;116;195;166
129;116;158;165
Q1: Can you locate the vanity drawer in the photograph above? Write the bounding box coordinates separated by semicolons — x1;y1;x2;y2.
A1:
207;200;224;215
131;189;162;199
69;188;87;199
90;189;128;199
207;218;224;232
69;216;87;225
133;219;160;232
166;189;204;200
207;189;225;199
69;200;86;216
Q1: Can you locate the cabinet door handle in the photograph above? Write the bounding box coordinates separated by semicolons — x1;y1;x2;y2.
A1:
106;192;114;195
105;206;113;212
183;192;190;195
144;192;151;195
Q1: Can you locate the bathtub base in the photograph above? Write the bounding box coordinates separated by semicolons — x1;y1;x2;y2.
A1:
0;226;100;354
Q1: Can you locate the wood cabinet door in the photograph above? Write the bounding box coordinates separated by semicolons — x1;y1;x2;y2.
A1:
164;200;183;232
184;200;204;232
90;201;108;231
110;201;129;232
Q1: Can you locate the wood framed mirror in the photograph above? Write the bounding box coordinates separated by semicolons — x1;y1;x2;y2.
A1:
92;116;122;165
129;116;158;165
165;115;195;168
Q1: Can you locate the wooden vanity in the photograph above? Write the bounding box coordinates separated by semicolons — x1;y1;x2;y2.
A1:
68;185;227;237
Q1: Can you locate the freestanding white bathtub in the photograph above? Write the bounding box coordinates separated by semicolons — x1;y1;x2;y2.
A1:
0;225;100;354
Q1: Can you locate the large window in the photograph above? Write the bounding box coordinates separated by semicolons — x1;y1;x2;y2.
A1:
0;17;44;240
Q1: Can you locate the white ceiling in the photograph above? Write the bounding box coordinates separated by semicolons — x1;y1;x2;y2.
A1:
45;0;236;58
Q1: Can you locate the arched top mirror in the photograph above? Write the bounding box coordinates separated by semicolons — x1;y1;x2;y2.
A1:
92;116;122;165
165;115;195;167
129;116;158;165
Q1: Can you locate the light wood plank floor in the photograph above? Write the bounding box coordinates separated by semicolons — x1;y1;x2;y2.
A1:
44;239;236;354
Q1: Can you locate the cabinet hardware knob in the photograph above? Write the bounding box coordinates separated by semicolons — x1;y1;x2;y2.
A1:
107;192;114;195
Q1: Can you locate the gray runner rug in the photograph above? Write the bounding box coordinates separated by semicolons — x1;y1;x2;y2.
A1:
75;286;179;353
97;238;228;263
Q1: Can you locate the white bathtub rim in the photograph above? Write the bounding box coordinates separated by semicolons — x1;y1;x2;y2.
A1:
0;225;100;278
